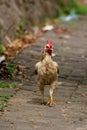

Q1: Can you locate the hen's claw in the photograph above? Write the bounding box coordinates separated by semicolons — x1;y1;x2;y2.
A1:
47;99;56;106
41;101;46;105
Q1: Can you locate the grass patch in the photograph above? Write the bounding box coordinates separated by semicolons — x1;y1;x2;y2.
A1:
5;62;16;75
0;94;12;102
55;0;87;17
16;17;26;37
0;94;12;111
0;81;18;111
76;5;87;14
0;81;17;88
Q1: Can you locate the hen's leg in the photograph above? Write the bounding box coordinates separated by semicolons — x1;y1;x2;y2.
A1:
47;88;56;106
47;82;57;106
39;85;45;104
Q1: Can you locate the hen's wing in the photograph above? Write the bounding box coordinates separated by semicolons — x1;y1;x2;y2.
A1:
53;61;59;74
35;61;41;75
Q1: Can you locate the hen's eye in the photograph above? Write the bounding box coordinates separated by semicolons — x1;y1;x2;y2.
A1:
46;46;49;48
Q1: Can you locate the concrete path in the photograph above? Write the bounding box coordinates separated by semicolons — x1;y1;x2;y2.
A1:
0;17;87;130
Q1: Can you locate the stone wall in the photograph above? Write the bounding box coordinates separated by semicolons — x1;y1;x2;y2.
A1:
0;0;59;44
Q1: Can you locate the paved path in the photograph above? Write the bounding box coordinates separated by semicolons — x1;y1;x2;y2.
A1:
0;17;87;130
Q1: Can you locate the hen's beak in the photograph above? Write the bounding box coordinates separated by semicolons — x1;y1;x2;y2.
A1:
50;48;53;51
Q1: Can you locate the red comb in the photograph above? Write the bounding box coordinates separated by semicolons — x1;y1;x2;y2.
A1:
47;40;52;48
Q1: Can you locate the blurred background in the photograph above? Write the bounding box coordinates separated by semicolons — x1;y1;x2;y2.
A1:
0;0;87;44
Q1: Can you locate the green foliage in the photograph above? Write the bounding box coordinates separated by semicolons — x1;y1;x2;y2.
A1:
55;0;87;17
18;17;25;28
69;0;78;10
6;63;16;74
0;81;17;88
69;0;87;14
0;81;17;111
16;17;26;36
0;103;5;111
76;5;87;14
0;44;4;55
0;94;12;111
0;94;11;102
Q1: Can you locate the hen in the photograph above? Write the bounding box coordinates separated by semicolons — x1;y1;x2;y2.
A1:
35;40;59;106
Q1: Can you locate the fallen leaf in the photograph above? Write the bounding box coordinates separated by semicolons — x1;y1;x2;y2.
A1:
80;93;86;97
23;93;27;96
54;27;73;34
33;125;38;129
4;33;37;61
4;35;11;43
38;112;44;117
3;109;8;112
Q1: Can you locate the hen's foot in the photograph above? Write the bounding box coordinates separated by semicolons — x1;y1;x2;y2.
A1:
47;99;56;106
41;101;46;105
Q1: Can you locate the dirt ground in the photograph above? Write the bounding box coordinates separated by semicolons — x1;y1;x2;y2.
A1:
0;16;87;130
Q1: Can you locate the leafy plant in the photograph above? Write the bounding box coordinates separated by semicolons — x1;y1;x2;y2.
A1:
19;17;25;28
76;5;87;14
6;63;16;75
69;0;78;10
0;81;17;88
0;81;18;111
0;94;12;111
16;17;26;36
55;0;87;17
0;103;5;111
0;94;11;102
69;0;87;14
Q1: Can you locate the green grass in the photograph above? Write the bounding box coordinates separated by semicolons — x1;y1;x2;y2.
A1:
76;5;87;14
0;103;5;111
0;94;12;102
6;62;16;75
0;94;12;111
0;81;18;111
0;81;17;88
16;17;26;37
16;17;25;29
0;81;17;111
55;0;87;17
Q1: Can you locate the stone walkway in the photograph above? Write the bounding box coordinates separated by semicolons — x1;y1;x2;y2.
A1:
0;17;87;130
